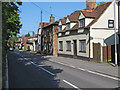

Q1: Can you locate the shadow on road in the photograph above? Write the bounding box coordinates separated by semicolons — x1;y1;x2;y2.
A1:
7;50;66;89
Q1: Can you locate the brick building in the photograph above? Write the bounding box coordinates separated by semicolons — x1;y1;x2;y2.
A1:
41;14;59;56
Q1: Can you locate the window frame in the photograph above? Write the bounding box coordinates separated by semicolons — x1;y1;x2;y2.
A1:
108;20;114;28
59;25;62;31
79;18;85;28
59;41;63;51
66;23;70;30
66;41;71;51
79;40;86;53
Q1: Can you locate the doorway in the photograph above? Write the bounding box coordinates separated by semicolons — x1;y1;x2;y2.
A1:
73;40;77;58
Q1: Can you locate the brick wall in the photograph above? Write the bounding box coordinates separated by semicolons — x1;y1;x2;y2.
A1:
53;26;58;56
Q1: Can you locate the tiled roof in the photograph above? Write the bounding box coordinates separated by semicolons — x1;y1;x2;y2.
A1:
67;11;81;22
40;22;50;28
60;17;67;25
85;1;112;28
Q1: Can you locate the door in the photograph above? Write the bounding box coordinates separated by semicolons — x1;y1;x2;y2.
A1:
73;40;77;58
93;43;101;62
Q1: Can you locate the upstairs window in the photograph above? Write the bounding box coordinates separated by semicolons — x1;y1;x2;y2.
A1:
59;41;63;51
59;26;62;31
66;41;71;51
108;20;114;28
66;23;70;30
79;18;85;28
79;40;86;52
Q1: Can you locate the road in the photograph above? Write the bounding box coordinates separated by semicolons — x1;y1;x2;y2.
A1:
8;50;119;89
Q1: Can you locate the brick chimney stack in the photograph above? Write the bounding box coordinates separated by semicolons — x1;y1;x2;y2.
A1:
33;32;35;37
50;14;55;23
86;0;97;10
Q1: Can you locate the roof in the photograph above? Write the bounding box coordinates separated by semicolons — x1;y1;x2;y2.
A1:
67;11;81;22
42;20;59;29
40;22;50;28
60;17;67;25
85;1;112;28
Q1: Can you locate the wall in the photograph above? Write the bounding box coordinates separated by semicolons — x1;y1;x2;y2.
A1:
58;31;89;58
90;2;119;59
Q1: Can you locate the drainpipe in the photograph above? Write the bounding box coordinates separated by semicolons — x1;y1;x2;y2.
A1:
88;27;91;61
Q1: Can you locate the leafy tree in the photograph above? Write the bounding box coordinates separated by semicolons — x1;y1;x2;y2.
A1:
2;1;22;88
25;33;30;37
98;2;106;5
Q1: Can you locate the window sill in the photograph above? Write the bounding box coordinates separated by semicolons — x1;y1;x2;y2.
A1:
79;51;86;53
66;50;71;52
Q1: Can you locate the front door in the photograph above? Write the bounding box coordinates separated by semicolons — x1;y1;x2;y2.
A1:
73;40;77;58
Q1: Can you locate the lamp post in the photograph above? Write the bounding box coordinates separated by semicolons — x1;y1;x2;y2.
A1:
114;0;118;65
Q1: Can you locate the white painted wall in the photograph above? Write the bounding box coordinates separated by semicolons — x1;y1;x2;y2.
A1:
79;12;85;19
58;33;89;57
90;2;119;58
70;23;77;29
85;18;94;27
62;25;66;30
92;2;118;29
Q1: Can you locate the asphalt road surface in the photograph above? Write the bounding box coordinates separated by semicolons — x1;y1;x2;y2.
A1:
8;50;119;89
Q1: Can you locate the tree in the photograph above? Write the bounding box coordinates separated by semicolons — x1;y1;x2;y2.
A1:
25;33;30;37
2;1;22;88
98;2;106;5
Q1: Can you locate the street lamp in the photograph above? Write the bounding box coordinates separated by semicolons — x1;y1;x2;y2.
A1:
114;0;119;65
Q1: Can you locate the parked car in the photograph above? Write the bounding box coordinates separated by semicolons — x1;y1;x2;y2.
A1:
9;47;14;51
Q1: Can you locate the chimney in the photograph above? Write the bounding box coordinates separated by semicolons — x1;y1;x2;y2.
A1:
86;0;97;10
49;14;55;23
33;32;35;37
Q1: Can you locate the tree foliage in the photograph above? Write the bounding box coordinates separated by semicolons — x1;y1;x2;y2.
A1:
98;2;106;5
25;33;30;37
2;1;22;88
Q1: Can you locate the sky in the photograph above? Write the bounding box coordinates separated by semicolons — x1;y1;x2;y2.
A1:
18;1;111;36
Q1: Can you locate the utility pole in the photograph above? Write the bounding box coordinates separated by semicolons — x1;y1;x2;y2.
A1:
114;0;117;65
50;6;51;15
40;10;42;52
118;1;120;65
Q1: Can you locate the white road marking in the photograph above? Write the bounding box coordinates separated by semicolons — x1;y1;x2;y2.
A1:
86;70;120;81
39;67;55;76
49;59;120;81
30;61;55;76
78;68;86;71
63;80;79;89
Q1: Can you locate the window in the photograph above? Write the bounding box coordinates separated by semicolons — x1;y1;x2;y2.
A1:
59;26;62;31
108;20;114;28
79;40;86;52
59;41;63;51
66;23;70;30
66;41;71;51
79;18;85;28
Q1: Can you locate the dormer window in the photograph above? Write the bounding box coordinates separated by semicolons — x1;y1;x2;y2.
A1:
59;25;62;31
79;18;85;28
66;23;70;30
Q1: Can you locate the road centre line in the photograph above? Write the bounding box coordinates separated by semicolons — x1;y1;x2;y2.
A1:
39;67;55;76
63;80;79;89
49;59;120;81
30;61;55;76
